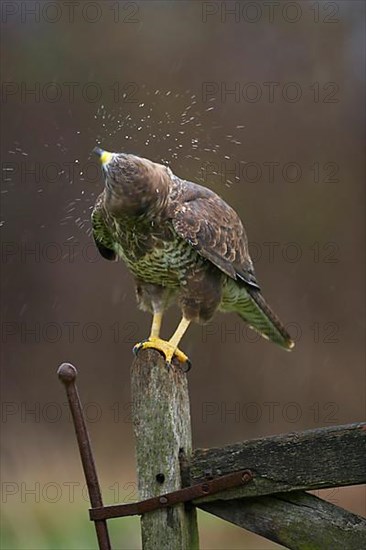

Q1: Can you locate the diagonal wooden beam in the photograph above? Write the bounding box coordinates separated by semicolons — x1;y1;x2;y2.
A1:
198;491;366;550
189;423;366;502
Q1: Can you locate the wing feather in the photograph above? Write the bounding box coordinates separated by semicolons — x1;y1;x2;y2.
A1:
91;193;117;261
172;185;259;289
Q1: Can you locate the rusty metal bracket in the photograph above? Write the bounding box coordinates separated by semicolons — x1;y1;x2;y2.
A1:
89;469;253;520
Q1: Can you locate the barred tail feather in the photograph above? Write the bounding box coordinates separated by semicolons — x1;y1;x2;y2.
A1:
238;288;294;351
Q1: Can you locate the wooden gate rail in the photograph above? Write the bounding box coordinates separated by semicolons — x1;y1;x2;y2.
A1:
199;491;366;550
188;422;366;503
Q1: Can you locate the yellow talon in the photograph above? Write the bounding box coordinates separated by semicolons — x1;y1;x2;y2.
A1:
133;337;189;366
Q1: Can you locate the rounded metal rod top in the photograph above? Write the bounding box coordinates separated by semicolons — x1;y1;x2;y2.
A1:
57;362;77;383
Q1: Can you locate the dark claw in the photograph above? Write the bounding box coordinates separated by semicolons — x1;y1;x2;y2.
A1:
133;340;148;356
133;345;141;356
171;356;192;373
182;358;192;373
133;341;168;362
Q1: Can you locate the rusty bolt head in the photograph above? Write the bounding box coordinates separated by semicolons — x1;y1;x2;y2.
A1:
241;471;253;483
201;483;210;494
159;496;168;505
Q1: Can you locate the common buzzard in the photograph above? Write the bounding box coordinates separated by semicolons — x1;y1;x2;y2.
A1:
92;148;294;367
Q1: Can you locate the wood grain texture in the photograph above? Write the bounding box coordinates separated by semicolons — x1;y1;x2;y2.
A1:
189;423;366;503
131;349;198;550
199;491;366;550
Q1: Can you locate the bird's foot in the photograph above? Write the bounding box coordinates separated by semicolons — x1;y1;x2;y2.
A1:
133;337;191;370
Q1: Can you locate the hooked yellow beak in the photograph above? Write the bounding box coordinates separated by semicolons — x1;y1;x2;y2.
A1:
93;147;113;165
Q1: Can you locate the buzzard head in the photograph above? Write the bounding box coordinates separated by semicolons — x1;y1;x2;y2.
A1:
93;147;170;217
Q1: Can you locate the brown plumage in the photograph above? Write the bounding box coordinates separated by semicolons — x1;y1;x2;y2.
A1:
92;148;294;365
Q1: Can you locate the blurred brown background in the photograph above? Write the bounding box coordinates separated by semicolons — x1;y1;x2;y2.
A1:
1;1;365;548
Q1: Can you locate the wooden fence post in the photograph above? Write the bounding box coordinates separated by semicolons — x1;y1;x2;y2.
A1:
131;349;199;549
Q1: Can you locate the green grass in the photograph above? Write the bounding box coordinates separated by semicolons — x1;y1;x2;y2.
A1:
1;500;283;549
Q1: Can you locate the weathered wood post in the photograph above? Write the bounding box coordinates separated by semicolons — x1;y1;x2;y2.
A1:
131;348;199;549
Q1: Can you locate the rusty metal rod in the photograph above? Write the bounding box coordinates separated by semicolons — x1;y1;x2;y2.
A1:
57;363;111;550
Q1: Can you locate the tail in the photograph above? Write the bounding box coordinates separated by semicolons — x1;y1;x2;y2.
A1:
237;287;294;351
